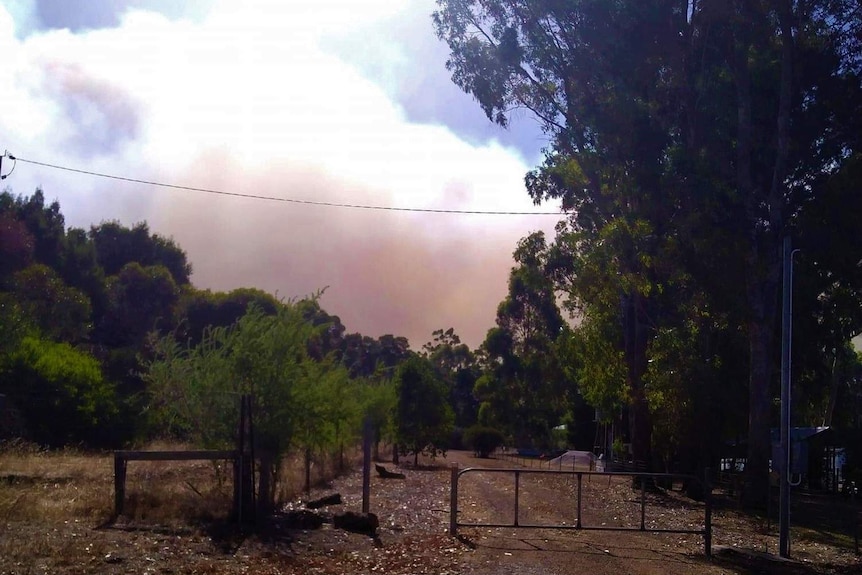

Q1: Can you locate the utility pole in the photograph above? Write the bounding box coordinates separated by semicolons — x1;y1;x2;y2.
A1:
779;236;799;558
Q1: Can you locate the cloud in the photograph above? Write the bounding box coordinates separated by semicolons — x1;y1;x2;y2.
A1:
0;1;560;348
323;0;549;163
31;0;215;33
39;60;141;155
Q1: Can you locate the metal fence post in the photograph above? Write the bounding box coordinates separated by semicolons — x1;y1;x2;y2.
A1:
514;471;520;527
640;474;647;530
576;473;583;529
449;464;459;536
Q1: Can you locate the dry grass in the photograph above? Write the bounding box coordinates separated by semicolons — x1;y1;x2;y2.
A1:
0;440;114;524
0;440;368;574
0;440;362;528
274;447;362;505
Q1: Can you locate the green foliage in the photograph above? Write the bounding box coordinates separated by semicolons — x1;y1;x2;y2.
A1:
0;212;34;283
1;337;117;446
292;359;361;457
0;189;419;455
0;295;35;364
99;263;179;347
58;228;106;320
175;287;280;347
423;327;479;428
0;189;65;270
612;437;627;461
362;380;397;447
463;425;504;458
90;221;191;285
145;301;354;457
11;264;92;343
643;315;747;469
340;332;412;380
476;232;569;448
435;0;862;502
394;356;455;464
561;320;627;423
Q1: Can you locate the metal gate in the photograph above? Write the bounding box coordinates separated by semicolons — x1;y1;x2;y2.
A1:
449;465;712;556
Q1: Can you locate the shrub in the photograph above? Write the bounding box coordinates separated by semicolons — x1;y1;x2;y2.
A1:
464;425;504;458
2;337;117;446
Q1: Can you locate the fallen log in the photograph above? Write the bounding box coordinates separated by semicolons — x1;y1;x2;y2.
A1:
282;509;325;530
375;464;405;479
333;511;379;536
305;492;343;509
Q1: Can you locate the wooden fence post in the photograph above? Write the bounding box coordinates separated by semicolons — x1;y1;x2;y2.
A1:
449;464;459;536
113;453;126;517
362;416;372;514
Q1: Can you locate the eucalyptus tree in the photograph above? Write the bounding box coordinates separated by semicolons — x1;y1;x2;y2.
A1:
435;0;862;504
394;355;455;465
476;231;567;447
89;221;191;285
436;0;689;467
423;328;480;429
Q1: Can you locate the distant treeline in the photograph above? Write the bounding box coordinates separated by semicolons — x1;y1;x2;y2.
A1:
0;189;448;450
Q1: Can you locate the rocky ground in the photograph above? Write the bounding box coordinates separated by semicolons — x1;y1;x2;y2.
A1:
1;450;860;574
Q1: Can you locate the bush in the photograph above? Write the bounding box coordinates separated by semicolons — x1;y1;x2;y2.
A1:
464;425;504;458
2;337;117;446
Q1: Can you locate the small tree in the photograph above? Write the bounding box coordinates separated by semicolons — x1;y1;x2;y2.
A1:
394;356;454;466
464;425;504;458
144;300;353;511
362;379;397;461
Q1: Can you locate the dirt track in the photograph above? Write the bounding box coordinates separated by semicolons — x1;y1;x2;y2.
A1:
447;451;862;574
449;451;720;575
1;449;859;574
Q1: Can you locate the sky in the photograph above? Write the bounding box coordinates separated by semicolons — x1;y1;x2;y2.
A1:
0;0;562;349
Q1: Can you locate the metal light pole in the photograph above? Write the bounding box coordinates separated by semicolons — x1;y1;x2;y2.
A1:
779;236;800;558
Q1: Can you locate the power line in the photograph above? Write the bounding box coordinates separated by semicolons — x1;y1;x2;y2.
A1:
7;153;564;216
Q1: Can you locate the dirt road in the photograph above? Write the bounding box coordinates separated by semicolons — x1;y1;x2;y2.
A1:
446;451;725;575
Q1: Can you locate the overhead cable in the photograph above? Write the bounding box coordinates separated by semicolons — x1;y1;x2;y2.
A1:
7;153;563;216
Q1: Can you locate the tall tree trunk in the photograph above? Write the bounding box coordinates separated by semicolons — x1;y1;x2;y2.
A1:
304;447;312;493
622;291;652;468
824;351;840;426
744;318;774;506
738;0;794;508
629;389;652;467
257;451;275;516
